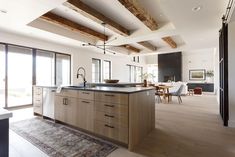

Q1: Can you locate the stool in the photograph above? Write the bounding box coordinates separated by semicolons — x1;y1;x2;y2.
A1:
194;87;202;95
188;89;194;95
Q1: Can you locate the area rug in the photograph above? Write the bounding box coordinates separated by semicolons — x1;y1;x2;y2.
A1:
10;117;117;157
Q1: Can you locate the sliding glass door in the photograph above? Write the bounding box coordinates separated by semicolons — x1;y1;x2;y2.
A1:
56;54;70;86
0;45;5;108
36;50;55;86
7;46;33;107
0;43;71;108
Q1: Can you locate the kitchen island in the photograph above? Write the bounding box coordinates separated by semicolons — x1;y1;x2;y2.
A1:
33;86;155;150
0;109;13;157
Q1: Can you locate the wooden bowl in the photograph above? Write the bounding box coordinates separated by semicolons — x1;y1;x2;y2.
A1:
104;79;119;83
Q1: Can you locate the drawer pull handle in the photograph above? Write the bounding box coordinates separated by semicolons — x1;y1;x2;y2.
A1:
82;92;90;95
63;98;68;105
104;104;115;108
104;124;115;128
104;94;115;97
82;101;90;104
105;114;114;118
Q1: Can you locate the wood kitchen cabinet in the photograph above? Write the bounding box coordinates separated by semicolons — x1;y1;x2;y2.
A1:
55;90;94;132
54;95;78;126
33;86;43;115
53;88;155;151
77;99;94;131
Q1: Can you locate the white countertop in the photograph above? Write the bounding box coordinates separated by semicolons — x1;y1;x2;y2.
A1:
0;108;13;120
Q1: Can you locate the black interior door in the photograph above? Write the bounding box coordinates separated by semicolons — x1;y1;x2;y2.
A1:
219;22;228;126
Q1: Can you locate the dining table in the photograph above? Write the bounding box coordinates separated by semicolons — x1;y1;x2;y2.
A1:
156;85;173;103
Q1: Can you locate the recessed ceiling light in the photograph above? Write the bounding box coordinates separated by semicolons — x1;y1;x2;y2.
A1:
192;6;202;12
0;9;7;14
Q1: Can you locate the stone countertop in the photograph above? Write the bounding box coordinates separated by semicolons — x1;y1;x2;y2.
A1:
63;86;155;93
87;82;144;87
0;108;13;120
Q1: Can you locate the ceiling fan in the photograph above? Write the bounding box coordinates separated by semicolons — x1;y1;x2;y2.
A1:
82;23;119;54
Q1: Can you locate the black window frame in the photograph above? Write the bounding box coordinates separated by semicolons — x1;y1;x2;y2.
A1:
103;60;111;80
92;58;101;82
0;42;71;108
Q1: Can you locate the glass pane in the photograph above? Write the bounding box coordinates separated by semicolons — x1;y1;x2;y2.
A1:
92;59;101;82
136;67;142;83
36;50;55;86
8;46;32;107
147;65;158;83
103;60;111;80
0;45;5;108
56;54;70;86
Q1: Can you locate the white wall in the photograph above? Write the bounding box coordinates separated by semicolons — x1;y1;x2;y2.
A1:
0;30;146;85
145;50;217;87
182;48;215;83
228;21;235;127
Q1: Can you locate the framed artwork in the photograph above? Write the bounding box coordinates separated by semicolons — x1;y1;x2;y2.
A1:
189;69;206;80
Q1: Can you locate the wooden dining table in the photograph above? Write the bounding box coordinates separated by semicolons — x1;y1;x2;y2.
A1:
156;85;173;103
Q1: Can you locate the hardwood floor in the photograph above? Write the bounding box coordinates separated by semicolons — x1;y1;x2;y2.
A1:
9;94;235;157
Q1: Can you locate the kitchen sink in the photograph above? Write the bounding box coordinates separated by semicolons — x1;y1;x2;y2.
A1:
65;85;85;89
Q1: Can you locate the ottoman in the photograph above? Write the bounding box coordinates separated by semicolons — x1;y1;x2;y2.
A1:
194;87;202;95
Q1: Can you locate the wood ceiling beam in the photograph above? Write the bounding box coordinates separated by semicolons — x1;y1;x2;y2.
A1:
64;0;130;36
120;44;141;53
118;0;158;30
40;12;108;41
138;41;157;51
162;36;177;48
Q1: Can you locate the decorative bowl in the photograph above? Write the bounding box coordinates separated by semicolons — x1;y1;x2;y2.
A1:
104;79;119;83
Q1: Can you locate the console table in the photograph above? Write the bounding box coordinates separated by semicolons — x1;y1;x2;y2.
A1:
187;83;214;92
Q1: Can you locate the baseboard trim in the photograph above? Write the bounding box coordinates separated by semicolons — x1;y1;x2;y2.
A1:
228;120;235;127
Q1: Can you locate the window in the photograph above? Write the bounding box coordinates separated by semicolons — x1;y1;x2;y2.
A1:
0;43;71;108
92;58;101;82
147;64;158;83
8;45;33;107
56;54;71;86
36;50;55;86
0;45;5;108
127;65;143;83
132;56;140;63
103;60;111;80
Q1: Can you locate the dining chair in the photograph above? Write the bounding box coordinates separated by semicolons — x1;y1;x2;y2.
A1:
155;86;164;103
169;84;184;104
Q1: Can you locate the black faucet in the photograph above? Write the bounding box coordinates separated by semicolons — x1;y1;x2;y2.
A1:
77;67;87;87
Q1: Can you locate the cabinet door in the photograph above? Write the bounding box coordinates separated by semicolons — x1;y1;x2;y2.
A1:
77;99;94;131
54;96;78;126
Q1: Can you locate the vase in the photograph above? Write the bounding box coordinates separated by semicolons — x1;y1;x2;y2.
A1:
143;79;147;87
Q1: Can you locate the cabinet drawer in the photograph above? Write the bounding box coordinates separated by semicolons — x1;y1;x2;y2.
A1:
95;111;128;128
79;91;94;100
34;106;42;114
55;89;79;98
95;102;128;116
94;120;128;144
33;99;42;107
34;87;43;95
77;99;94;131
95;92;128;105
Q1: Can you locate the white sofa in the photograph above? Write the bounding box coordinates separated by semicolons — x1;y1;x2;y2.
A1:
156;82;188;95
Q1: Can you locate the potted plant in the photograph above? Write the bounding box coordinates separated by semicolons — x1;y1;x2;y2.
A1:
140;73;156;87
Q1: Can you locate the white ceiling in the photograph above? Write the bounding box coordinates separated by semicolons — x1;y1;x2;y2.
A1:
0;0;229;55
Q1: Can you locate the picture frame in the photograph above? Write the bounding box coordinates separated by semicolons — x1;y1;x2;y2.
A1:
189;69;206;80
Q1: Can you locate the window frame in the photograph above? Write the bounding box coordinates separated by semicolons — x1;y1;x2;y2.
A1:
103;60;111;80
127;64;143;83
92;58;101;82
0;42;71;108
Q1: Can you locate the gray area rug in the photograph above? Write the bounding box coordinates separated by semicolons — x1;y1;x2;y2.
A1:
10;117;117;157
